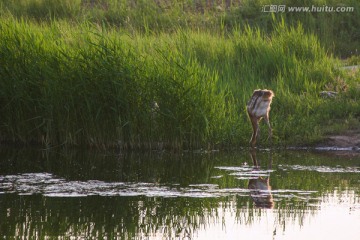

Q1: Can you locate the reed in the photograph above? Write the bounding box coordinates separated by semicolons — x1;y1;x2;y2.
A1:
1;0;359;57
0;14;359;149
0;18;230;149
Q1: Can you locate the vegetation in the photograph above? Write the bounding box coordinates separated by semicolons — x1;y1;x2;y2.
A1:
1;0;359;57
0;0;359;149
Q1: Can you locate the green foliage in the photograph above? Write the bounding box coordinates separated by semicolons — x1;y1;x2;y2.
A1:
0;5;359;149
0;18;231;149
1;0;359;57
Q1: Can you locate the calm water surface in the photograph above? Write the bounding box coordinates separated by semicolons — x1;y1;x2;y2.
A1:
0;147;359;239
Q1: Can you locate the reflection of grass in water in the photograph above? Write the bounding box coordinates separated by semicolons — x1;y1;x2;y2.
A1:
235;198;319;233
2;192;353;238
1;148;360;238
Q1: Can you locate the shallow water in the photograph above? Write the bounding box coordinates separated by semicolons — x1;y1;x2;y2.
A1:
0;147;359;239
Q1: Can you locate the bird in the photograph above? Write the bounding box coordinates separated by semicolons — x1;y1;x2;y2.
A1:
246;89;274;148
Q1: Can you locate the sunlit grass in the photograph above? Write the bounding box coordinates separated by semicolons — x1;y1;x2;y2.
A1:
0;14;359;149
1;0;359;57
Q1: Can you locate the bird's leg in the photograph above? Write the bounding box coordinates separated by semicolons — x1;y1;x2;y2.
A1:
264;115;272;143
249;116;259;148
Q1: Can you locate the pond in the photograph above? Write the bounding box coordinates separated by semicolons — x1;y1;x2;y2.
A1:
0;147;359;239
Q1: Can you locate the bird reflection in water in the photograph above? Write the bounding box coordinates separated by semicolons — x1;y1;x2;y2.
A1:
248;149;274;209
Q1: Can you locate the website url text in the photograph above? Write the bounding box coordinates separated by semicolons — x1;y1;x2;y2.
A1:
262;5;354;13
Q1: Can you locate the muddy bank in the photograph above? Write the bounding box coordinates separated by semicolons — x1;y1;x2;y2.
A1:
321;131;360;148
314;130;360;156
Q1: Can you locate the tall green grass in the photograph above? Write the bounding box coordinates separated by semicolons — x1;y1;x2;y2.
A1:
180;19;360;146
0;18;231;149
223;0;360;57
0;16;359;149
1;0;359;57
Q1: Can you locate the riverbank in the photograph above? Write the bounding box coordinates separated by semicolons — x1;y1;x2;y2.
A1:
312;130;360;157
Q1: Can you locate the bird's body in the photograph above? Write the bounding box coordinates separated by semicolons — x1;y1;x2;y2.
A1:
247;89;274;147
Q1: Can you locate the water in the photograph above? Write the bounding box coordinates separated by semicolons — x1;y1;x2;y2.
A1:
0;147;359;239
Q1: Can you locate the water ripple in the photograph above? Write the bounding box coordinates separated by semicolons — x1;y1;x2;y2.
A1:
0;173;231;198
278;165;360;173
0;173;318;200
